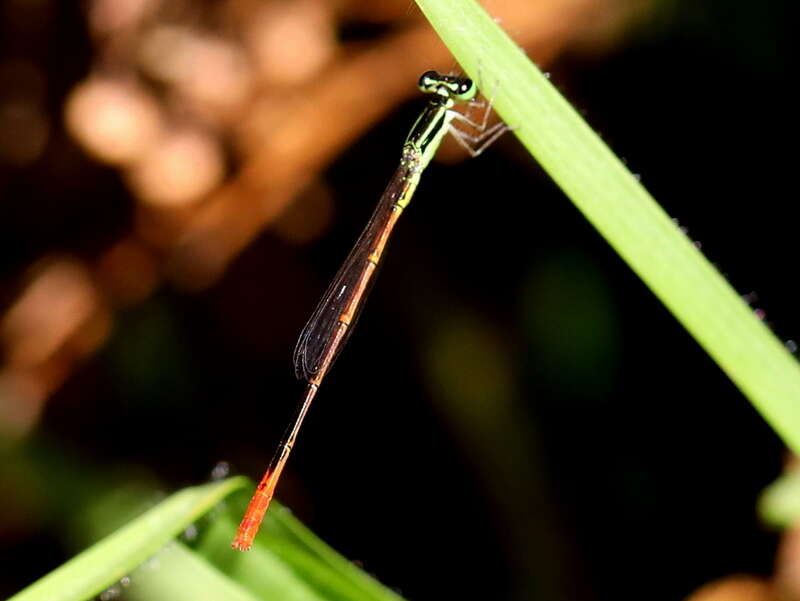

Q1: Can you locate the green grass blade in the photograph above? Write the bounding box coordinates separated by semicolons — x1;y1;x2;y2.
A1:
124;539;336;601
123;542;266;601
11;477;407;601
9;477;248;601
415;0;800;452
194;493;407;601
264;503;406;601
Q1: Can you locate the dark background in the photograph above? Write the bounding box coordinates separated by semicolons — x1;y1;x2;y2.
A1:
0;1;792;600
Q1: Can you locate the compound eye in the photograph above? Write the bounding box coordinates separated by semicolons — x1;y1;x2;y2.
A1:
455;79;477;101
418;70;439;92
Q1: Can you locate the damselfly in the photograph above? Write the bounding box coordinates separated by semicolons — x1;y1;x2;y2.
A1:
232;70;507;551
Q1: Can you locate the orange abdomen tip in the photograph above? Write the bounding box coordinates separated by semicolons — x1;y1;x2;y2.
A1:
230;481;275;551
231;529;255;551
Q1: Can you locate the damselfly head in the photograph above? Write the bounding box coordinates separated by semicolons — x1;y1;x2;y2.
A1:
418;71;476;103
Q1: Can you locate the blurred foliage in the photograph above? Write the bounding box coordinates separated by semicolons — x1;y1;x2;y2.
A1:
759;465;800;529
11;477;407;601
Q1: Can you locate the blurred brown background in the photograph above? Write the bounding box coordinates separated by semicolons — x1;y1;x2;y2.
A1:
0;0;794;600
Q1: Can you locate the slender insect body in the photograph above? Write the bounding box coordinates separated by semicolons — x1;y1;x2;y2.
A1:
232;71;503;551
